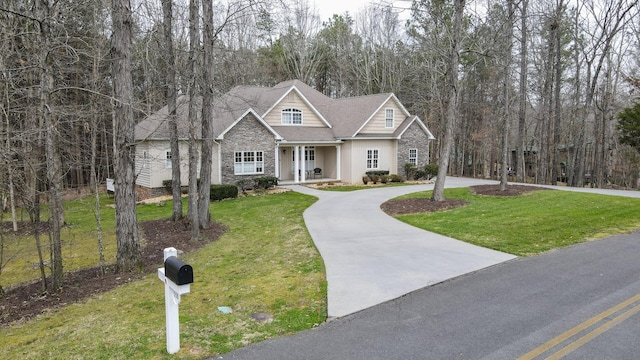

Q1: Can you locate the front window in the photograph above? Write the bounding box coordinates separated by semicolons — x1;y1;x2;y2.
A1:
282;108;303;125
165;151;172;169
385;108;394;128
409;148;417;166
234;151;264;174
367;149;379;169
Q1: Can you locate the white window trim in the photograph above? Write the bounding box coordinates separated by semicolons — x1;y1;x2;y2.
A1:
366;149;379;169
234;151;264;175
385;108;394;128
409;148;418;166
281;108;303;125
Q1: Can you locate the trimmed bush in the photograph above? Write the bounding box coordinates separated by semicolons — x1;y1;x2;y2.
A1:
380;175;389;184
389;174;405;183
235;179;253;194
404;163;417;180
210;184;238;201
362;176;369;184
254;176;279;189
424;163;439;180
162;180;172;194
365;170;390;177
163;179;197;194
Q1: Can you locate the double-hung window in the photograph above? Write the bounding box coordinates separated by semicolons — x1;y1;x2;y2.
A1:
165;151;172;169
409;148;418;166
385;108;394;128
366;149;379;169
282;108;303;125
234;151;264;175
142;151;149;169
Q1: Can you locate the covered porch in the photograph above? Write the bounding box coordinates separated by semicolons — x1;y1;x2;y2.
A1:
276;144;342;184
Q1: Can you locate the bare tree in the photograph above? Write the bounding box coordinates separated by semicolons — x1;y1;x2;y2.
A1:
111;0;140;272
187;0;201;240
516;0;529;183
162;0;183;222
432;0;465;201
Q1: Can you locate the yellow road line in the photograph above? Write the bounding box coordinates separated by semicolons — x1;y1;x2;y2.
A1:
546;302;640;359
518;292;640;360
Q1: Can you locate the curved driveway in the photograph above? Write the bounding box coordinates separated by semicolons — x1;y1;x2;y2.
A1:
289;177;517;318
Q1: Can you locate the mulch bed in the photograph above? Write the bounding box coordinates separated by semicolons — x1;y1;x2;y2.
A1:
1;218;225;325
380;184;550;216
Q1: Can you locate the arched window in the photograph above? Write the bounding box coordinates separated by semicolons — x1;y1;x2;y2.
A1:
281;108;303;125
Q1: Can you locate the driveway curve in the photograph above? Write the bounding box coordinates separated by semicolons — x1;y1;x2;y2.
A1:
288;177;517;318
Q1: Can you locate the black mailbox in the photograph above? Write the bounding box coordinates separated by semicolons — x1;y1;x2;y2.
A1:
164;256;193;285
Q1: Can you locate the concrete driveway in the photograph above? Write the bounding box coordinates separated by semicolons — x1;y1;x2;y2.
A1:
288;177;517;318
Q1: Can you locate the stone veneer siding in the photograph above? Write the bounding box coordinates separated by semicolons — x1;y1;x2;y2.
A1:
220;113;276;184
397;121;431;175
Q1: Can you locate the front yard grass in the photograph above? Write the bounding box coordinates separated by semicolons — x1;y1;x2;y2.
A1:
1;192;326;359
393;187;640;256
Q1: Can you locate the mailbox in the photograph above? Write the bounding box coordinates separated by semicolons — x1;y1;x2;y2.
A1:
164;256;193;285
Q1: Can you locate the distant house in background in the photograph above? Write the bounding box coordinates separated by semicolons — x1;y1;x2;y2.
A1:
134;80;435;197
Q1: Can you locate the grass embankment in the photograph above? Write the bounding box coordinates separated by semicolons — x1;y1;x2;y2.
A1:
1;192;326;359
394;187;640;256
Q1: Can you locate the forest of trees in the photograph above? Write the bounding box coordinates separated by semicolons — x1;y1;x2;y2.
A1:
1;0;640;282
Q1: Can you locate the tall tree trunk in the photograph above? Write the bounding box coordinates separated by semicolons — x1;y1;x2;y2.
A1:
91;48;106;274
111;0;140;272
501;0;515;190
432;0;465;202
163;0;182;222
551;2;563;186
516;0;528;183
187;0;201;240
198;0;214;229
37;0;64;291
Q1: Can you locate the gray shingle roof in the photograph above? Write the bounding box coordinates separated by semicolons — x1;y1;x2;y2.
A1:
135;80;430;142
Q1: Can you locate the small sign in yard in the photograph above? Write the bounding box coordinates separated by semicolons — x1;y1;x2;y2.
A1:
106;178;114;192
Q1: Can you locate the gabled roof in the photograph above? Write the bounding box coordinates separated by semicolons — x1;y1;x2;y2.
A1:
350;94;410;137
135;80;434;143
394;115;436;140
217;108;283;140
135;95;196;141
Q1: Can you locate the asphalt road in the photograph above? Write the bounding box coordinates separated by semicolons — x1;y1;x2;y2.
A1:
217;230;640;360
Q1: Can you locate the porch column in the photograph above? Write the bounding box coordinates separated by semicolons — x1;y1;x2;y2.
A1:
336;145;341;181
294;146;300;183
300;145;306;182
274;145;280;179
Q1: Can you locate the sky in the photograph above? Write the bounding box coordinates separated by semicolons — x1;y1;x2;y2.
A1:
313;0;375;21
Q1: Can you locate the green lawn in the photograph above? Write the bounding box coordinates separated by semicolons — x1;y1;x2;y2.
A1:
394;187;640;256
1;192;326;359
3;185;639;359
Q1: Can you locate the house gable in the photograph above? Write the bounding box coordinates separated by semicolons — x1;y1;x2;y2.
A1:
219;112;277;184
262;87;331;128
354;94;410;136
218;109;282;141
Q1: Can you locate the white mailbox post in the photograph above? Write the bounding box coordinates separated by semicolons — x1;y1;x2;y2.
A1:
157;247;193;354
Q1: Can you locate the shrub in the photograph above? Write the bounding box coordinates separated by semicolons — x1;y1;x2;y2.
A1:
254;176;279;189
235;179;253;194
163;179;196;194
424;163;439;180
380;175;389;184
362;176;369;184
415;170;426;179
370;174;380;184
210;184;238;201
365;170;390;177
404;163;417;180
162;179;172;194
389;174;405;183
